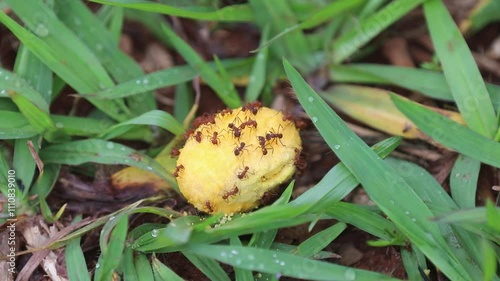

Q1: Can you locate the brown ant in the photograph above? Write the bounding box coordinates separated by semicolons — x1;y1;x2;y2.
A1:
234;142;248;156
218;108;233;116
205;201;214;213
194;131;202;143
170;148;180;157
265;125;284;145
173;165;184;177
242;101;262;115
257;135;273;156
192;112;216;128
237;166;251;180
222;185;239;201
210;131;220;145
228;123;242;138
183;128;195;141
238;119;257;130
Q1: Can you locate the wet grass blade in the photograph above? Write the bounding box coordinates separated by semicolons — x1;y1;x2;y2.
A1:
329;64;500;110
39;139;176;187
450;155;480;209
183;251;231;281
424;0;497;138
230;237;254;281
188;244;400;281
94;215;128;281
392;94;500;168
160;23;241;108
0;4;127;121
100;110;184;140
332;0;424;63
89;0;254;22
290;222;346;258
284;58;470;280
55;0;156;116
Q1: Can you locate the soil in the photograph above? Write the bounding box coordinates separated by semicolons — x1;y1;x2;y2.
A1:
1;1;499;280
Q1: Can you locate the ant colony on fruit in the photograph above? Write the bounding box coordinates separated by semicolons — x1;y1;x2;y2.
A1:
173;102;303;214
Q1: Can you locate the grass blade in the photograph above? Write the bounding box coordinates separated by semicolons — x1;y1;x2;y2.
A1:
159;23;241;108
183;251;231;281
188;244;400;281
450;155;480;209
284;58;469;280
332;0;424;63
89;0;254;22
134;253;154;281
39;139;176;187
392;94;500;168
94;215;128;281
424;0;497;138
290;222;347;258
65;216;91;281
100;110;184;140
244;26;269;102
151;254;184;281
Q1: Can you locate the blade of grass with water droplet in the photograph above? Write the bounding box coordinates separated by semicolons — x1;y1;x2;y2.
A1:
284;58;470;280
332;0;424;63
392;94;500;168
330;64;500;110
55;0;156;116
94;215;128;281
100;110;184;140
450;155;480;209
89;0;254;22
0;3;127;121
38;139;176;188
188;244;401;281
183;251;231;281
424;0;497;138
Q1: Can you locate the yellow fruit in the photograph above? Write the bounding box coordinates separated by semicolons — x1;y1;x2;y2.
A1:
175;103;302;214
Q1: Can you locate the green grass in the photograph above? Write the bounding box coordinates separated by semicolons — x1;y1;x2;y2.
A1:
1;0;499;280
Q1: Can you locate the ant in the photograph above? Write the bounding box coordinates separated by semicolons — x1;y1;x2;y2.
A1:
238;119;257;130
170;148;180;157
183;128;195;141
257;135;273;156
228;123;242;139
237;166;250;180
242;101;262;115
293;148;307;171
173;165;184;177
222;185;239;201
234;142;248;156
205;201;214;213
265;125;284;145
194;131;202;143
192;112;216;128
210;131;220;145
218;108;233;116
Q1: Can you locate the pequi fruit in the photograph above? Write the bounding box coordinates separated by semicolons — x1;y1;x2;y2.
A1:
175;102;302;214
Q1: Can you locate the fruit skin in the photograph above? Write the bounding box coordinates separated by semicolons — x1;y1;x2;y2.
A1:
175;105;302;214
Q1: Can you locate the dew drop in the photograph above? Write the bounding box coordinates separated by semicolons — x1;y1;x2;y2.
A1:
455;173;461;177
109;216;115;221
136;80;142;85
311;116;318;123
0;90;6;95
279;261;286;266
308;96;314;102
334;144;341;150
34;24;49;37
230;249;239;255
106;142;114;149
95;263;100;269
412;218;417;222
147;166;153;171
55;122;64;129
404;211;410;215
5;76;10;80
235;259;242;265
143;78;149;84
151;229;159;238
344;268;356;280
220;252;227;257
248;255;255;260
